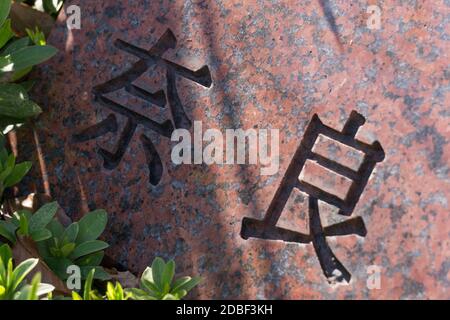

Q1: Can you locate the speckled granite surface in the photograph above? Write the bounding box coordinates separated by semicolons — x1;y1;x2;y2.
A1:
17;0;449;299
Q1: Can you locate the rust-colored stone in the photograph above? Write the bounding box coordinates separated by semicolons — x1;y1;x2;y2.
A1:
15;0;450;299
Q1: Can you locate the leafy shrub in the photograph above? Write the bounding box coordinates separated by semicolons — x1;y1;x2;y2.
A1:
71;268;101;300
0;243;54;300
72;269;131;300
128;257;202;300
0;201;111;282
105;281;131;300
72;259;201;301
37;209;110;281
0;201;57;244
0;0;57;134
0;133;32;202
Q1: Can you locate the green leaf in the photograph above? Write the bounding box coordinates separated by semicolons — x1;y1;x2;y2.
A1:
11;66;32;81
0;0;11;27
12;209;31;227
28;202;58;233
106;282;125;300
49;246;60;258
0;153;14;180
151;257;165;291
18;211;29;236
27;273;41;300
0;83;28;100
162;260;175;292
140;278;159;296
0;221;16;243
4;161;32;187
80;266;110;281
75;209;107;244
30;228;52;242
141;266;154;284
172;289;187;300
0;45;57;73
162;293;179;300
26;27;46;46
71;291;82;300
172;276;202;295
19;79;36;92
1;37;30;55
11;258;38;291
127;288;156;300
70;240;108;260
36;239;50;259
0;84;42;119
75;251;104;267
13;286;29;300
0;243;12;266
43;0;63;15
43;257;72;280
0;19;13;49
83;268;95;300
59;242;75;257
36;282;54;297
61;222;79;245
47;218;64;239
5;151;14;167
0;132;5;149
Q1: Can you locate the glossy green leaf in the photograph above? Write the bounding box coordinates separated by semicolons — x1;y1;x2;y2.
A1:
0;45;57;73
0;84;42;119
75;251;104;267
61;222;79;245
29;202;58;233
75;209;107;244
30;228;52;242
12;209;31;227
11;258;38;291
1;37;30;55
27;273;41;300
71;291;82;300
47;218;64;239
43;0;63;15
70;240;109;260
82;268;95;300
80;266;111;281
43;257;72;280
151;257;165;291
4;161;31;187
36;282;54;297
0;221;16;243
0;243;12;266
127;288;157;300
162;260;175;292
18;212;29;236
0;0;11;27
11;66;32;81
59;242;76;258
174;276;202;293
162;293;179;300
0;19;13;49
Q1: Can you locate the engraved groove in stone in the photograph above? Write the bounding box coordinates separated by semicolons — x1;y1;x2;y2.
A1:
240;111;385;284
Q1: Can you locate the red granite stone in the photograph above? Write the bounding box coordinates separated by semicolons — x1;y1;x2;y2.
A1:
15;0;450;299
